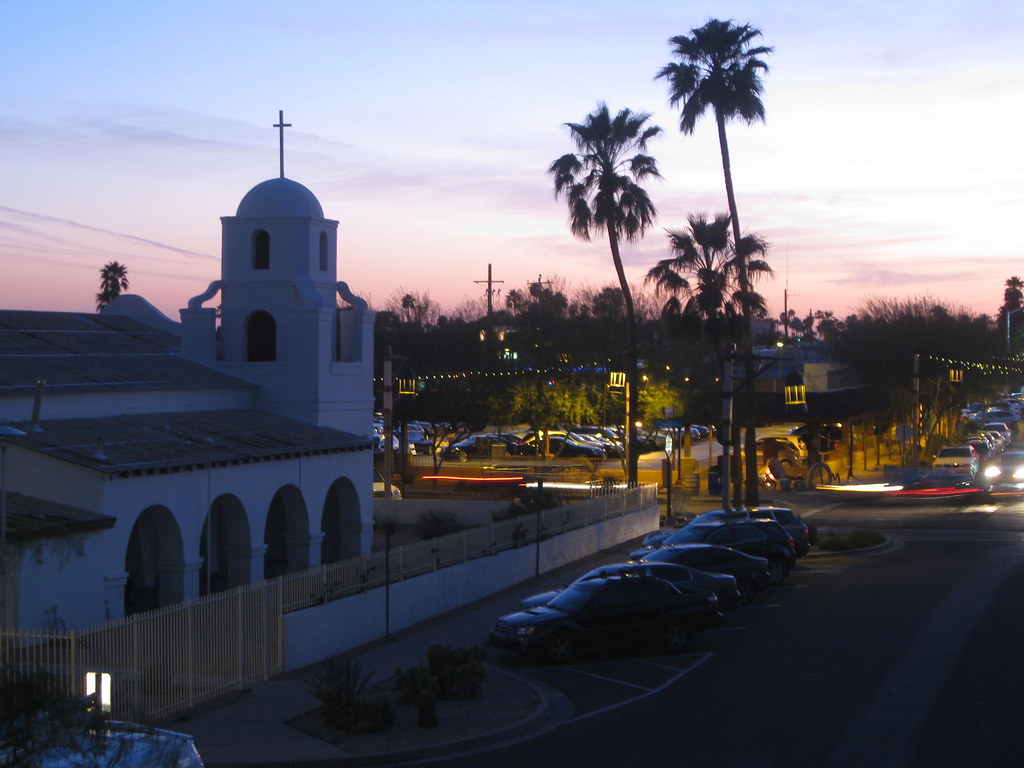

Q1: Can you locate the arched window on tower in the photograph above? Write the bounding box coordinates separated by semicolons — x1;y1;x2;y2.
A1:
319;231;328;272
246;311;276;361
253;230;270;270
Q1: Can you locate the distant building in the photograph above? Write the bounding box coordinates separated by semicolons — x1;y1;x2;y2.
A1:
0;176;376;631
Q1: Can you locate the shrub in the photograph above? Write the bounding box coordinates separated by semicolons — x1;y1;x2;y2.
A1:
394;661;436;705
310;656;394;734
427;643;486;701
395;643;487;705
816;528;885;552
415;510;462;539
492;502;528;522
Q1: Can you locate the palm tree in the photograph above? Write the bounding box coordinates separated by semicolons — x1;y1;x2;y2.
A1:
657;19;772;504
96;261;129;311
647;212;770;348
1001;276;1024;351
549;103;662;484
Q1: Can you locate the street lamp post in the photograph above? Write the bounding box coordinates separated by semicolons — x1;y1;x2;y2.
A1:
1007;307;1024;352
1;425;27;628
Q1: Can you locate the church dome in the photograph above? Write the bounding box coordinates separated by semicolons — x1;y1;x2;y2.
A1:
236;178;324;219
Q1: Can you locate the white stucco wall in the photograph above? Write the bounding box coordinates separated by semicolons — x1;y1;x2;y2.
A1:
283;504;659;670
10;447;374;631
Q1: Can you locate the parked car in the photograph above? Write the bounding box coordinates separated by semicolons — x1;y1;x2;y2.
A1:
516;431;606;459
1;721;206;768
683;506;812;558
373;469;402;499
635;543;772;604
441;433;519;462
567;426;624;457
964;436;993;461
632;520;796;585
932;445;980;477
490;574;721;663
520;561;741;612
984;422;1013;448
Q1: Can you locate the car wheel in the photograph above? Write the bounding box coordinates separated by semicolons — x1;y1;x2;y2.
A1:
456;450;468;463
545;631;577;664
662;621;691;653
766;559;787;585
737;579;757;604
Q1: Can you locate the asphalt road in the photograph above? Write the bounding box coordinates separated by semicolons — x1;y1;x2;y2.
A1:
435;493;1024;768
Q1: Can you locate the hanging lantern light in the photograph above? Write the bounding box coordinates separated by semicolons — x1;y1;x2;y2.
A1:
784;370;807;407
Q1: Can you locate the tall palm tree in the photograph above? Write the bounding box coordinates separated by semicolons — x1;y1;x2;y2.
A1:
96;261;130;311
657;19;772;504
549;103;662;484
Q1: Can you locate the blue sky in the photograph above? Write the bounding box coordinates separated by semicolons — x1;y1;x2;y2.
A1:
2;0;1022;323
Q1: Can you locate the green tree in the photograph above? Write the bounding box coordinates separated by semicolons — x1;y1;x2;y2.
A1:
549;103;662;484
657;18;772;505
95;261;129;311
832;296;1002;454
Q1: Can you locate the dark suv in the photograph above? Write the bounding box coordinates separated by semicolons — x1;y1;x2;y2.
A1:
683;506;811;558
490;574;721;663
636;544;772;604
632;519;796;585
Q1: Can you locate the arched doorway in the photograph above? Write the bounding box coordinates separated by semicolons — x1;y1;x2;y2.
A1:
263;485;310;579
124;506;185;614
199;494;252;595
321;477;361;564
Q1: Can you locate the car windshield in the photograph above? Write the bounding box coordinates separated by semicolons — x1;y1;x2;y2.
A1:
546;581;600;613
939;448;972;457
662;526;710;545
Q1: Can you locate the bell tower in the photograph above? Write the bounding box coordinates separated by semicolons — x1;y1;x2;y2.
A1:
179;114;374;435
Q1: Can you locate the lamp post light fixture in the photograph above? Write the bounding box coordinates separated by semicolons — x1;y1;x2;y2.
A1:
783;370;807;408
1;425;27;628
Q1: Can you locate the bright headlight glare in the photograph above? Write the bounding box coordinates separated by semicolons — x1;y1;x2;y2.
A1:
984;466;1001;479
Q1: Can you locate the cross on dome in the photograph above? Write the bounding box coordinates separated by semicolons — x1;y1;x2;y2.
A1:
273;110;292;178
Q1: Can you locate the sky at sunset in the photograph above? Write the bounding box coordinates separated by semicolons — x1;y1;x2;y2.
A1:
2;1;1022;326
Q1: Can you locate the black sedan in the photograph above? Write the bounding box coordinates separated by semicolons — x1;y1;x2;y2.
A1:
636;543;773;604
490;574;721;663
520;561;741;612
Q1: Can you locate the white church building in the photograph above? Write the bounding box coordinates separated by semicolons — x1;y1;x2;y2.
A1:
0;172;377;632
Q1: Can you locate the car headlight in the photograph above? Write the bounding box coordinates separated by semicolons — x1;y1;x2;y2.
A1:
984;466;1001;479
516;626;536;637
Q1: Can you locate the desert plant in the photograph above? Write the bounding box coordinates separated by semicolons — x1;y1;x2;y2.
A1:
395;644;487;705
309;656;395;733
492;502;528;522
415;510;462;539
816;529;885;552
394;661;437;705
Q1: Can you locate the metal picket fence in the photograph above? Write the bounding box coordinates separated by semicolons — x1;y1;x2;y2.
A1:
1;484;655;720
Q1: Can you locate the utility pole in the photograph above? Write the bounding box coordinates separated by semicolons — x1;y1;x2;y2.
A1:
474;263;504;316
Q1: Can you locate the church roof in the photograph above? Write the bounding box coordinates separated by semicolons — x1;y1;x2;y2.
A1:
1;493;116;542
0;310;252;397
235;177;325;219
5;409;373;475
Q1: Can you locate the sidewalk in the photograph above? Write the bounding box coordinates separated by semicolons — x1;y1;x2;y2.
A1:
170;547;624;767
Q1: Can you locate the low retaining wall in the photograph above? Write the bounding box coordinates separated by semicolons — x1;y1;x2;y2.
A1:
283;503;659;670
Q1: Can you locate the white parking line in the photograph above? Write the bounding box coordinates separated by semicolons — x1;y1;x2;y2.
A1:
566;652;713;724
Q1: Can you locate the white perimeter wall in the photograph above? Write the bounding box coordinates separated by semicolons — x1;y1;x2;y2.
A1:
283;504;659;670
